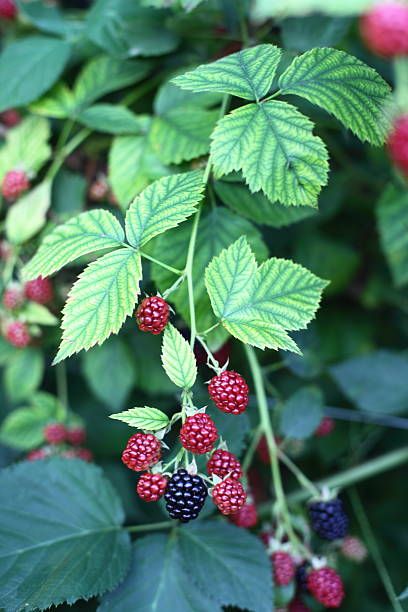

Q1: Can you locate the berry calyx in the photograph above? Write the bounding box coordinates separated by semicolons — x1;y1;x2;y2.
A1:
307;567;345;608
3;284;24;310
229;502;258;528
44;423;67;445
208;370;249;415
212;478;246;515
164;468;208;522
180;413;218;454
272;550;296;586
121;433;161;471
24;276;54;305
0;0;17;20
1;170;29;200
137;472;168;502
309;497;349;541
360;2;408;58
387;114;408;177
5;320;30;348
207;449;243;480
341;535;368;562
66;426;86;446
136;296;169;335
315;416;335;437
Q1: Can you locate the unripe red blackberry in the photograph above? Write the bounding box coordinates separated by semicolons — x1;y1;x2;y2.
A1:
229;502;258;528
137;472;168;502
62;447;93;462
212;478;246;515
315;416;335;437
388;114;408;177
66;426;86;446
24;276;53;305
207;449;242;480
136;296;169;334
0;109;21;127
307;567;344;608
360;2;408;57
1;170;29;200
3;284;24;310
272;550;295;586
341;535;368;562
5;320;30;348
27;448;47;461
121;433;161;471
164;468;208;522
0;0;17;20
44;423;67;445
180;413;218;454
208;370;249;415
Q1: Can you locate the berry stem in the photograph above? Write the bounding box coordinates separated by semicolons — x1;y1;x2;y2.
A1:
349;488;404;612
55;361;69;417
185;205;202;350
245;345;301;551
196;335;220;372
126;520;175;533
199;322;220;336
277;450;320;498
139;251;183;275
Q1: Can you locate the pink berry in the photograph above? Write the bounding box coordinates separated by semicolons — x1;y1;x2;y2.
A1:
180;413;218;454
121;433;161;471
229;502;258;528
5;320;30;348
341;535;368;562
1;170;29;200
27;448;47;461
24;276;53;304
212;478;246;515
0;0;17;20
0;109;21;127
307;567;345;608
3;285;24;310
66;426;86;446
315;417;335;437
388;114;408;177
44;423;66;445
360;2;408;57
137;472;168;502
207;449;243;480
272;551;296;586
136;296;169;334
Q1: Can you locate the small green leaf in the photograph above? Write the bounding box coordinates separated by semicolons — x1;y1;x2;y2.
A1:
0;116;51;183
161;324;197;389
78;104;146;134
54;249;142;363
30;82;75;118
279;48;391;145
20;302;58;326
109;406;169;430
4;348;44;402
6;181;52;245
279;386;324;439
205;237;328;353
125;170;204;248
23;209;125;281
210;101;329;207
173;44;282;101
150;106;219;164
377;184;408;287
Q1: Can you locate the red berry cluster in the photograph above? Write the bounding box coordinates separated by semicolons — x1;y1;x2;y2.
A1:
122;432;162;471
137;472;168;502
212;478;246;515
180;413;218;454
136;296;169;335
27;424;91;462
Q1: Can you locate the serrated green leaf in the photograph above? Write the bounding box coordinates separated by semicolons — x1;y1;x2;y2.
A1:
215;179;316;227
20;302;58;326
30;82;75;118
279;48;391;145
0;116;51;183
78;104;146;134
205;237;327;352
154;73;222;115
4;348;44;403
150;106;218;164
0;458;131;611
125;170;204;248
210;101;329;207
377;184;408;287
54;249;142;363
161;324;197;389
280;386;324;439
252;0;376;18
109;406;169;430
173;44;282;101
23;209;125;281
6;180;52;245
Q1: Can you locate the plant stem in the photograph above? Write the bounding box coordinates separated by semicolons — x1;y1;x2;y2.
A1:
196;335;220;371
140;251;183;275
56;361;69;417
126;520;174;533
47;129;91;181
122;72;167;107
263;361;285;374
349;488;404;612
199;322;220;336
245;345;300;549
185;206;202;349
278;450;320;498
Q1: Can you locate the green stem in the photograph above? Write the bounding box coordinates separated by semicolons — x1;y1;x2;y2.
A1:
262;89;282;103
140;251;183;276
245;345;300;549
349;488;404;612
196;335;220;371
56;361;69;417
185;206;202;349
199;322;220;336
278;450;320;498
263;361;285;374
47;129;91;181
126;520;174;533
242;425;263;473
122;72;167;107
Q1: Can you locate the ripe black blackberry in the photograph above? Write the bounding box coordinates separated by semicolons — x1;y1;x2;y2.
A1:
309;497;349;541
164;469;207;522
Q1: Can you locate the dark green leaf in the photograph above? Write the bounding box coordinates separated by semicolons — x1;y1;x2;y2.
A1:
280;386;323;439
4;348;44;403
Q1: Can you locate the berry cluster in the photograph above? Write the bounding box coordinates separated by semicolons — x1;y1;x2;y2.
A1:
27;424;91;462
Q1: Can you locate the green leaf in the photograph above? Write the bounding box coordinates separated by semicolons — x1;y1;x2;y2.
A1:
78;104;146;134
210;101;329;207
154;74;222;115
215;179;316;227
54;249;142;363
161;324;197;389
30;82;76;119
0;458;131;611
4;348;44;403
0;392;64;450
281;15;351;52
109;406;169;430
73;56;152;112
52;169;87;219
377;184;408;287
252;0;376;18
330;350;408;415
173;44;282;101
20;302;58;326
151;207;268;347
6;181;52;245
99;523;272;612
150;106;218;164
0;36;70;112
280;386;324;439
125;170;204;248
82;336;134;410
0;116;51;183
279;48;391;146
205;237;328;353
23;209;125;281
109;131;169;209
